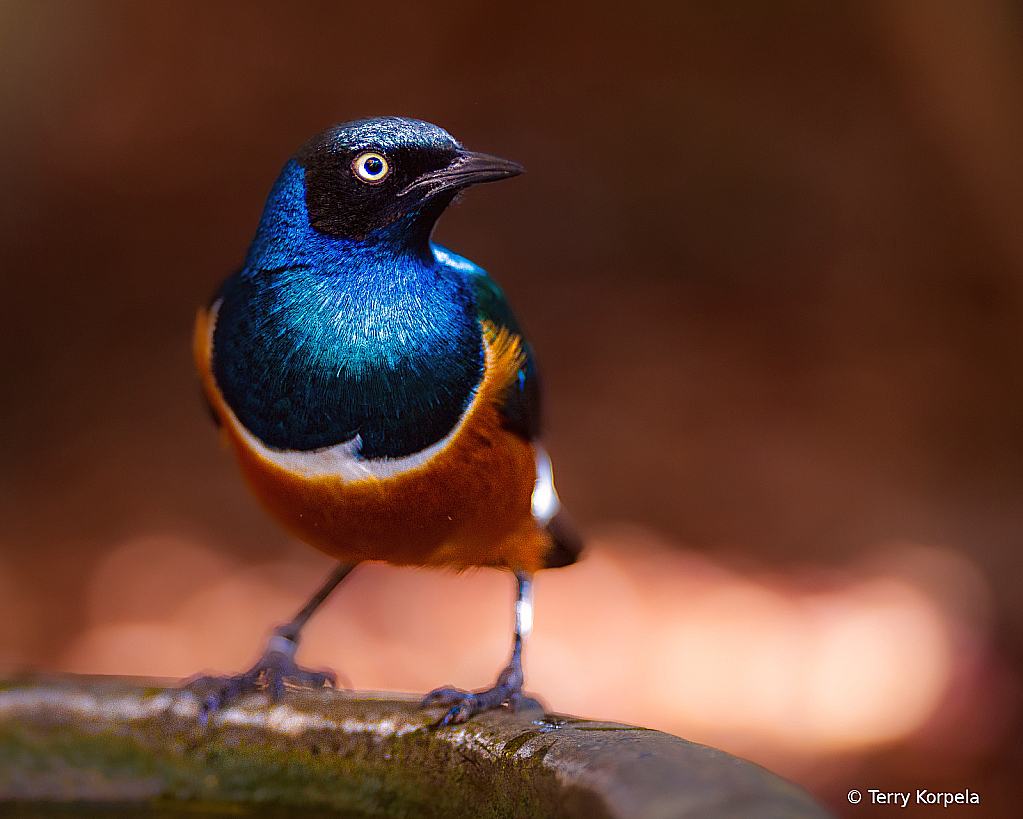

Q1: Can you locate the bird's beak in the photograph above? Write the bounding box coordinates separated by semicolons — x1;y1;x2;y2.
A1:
400;150;524;199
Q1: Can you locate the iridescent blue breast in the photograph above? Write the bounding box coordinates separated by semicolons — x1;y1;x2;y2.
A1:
211;259;484;459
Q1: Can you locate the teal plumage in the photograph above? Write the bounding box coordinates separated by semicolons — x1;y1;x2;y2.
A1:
188;117;581;724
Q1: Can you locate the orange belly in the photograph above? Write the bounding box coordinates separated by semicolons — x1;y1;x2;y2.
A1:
195;307;552;572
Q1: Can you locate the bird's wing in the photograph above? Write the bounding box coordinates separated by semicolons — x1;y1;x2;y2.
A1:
433;244;541;442
433;244;583;568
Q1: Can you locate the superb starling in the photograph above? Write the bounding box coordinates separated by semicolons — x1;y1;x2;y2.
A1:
190;117;581;724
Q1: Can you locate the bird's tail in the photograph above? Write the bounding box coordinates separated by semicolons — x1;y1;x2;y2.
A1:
543;507;584;568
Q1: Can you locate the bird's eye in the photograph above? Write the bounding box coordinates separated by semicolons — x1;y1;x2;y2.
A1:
352;151;390;184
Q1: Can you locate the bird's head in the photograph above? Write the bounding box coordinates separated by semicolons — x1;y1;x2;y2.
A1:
293;117;523;247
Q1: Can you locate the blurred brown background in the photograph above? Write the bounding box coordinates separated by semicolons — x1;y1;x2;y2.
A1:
1;1;1022;815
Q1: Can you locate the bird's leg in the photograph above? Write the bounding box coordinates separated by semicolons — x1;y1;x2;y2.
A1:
185;561;357;720
424;570;534;725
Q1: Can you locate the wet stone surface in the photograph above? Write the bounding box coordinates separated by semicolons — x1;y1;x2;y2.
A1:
0;674;833;819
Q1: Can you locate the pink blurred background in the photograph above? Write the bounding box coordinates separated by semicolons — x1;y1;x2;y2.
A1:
1;1;1021;815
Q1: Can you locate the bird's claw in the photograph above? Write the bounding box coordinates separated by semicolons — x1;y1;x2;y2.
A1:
421;687;465;707
184;640;337;723
423;679;525;726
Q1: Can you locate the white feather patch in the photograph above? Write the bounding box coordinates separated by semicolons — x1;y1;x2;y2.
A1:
530;443;560;525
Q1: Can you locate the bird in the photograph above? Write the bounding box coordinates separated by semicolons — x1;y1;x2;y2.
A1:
187;116;582;725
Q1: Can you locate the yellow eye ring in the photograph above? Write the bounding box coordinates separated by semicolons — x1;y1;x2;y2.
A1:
352;151;390;183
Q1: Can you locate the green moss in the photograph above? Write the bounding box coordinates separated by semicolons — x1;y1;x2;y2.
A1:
500;731;541;757
0;677;831;819
1;802;363;817
0;706;570;818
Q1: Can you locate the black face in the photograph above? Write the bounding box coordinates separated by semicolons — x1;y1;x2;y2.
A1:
294;117;523;242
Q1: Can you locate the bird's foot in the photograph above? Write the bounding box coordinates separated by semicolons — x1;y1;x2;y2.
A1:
423;661;530;725
184;629;337;723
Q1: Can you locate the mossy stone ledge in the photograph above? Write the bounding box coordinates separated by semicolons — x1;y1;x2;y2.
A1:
0;674;832;818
